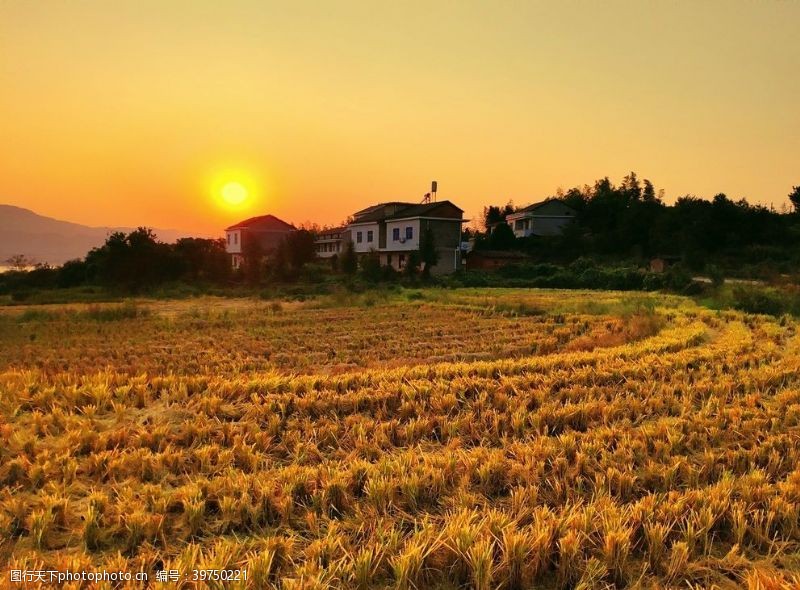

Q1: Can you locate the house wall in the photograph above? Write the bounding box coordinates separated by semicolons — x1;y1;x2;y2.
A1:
350;223;379;253
225;230;242;254
420;218;463;274
508;200;575;238
315;240;342;258
531;215;573;237
315;231;344;258
227;228;292;269
379;252;409;271
248;229;291;253
384;219;421;251
376;219;462;273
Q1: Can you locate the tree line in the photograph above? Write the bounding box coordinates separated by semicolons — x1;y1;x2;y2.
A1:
2;230;232;294
3;173;799;296
1;224;443;296
475;173;800;275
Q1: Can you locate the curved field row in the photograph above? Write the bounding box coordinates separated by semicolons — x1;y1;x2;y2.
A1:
0;295;664;376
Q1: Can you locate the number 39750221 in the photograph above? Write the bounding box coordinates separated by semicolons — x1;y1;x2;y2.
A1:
191;570;247;582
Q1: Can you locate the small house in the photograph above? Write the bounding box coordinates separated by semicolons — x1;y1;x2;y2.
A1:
225;214;296;269
505;198;576;238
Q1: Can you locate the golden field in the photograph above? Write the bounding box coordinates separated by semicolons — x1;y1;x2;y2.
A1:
1;289;799;589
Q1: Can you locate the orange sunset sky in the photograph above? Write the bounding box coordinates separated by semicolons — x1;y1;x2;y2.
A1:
1;0;799;237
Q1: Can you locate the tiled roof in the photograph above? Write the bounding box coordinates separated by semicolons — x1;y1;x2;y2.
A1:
514;198;574;215
352;200;463;223
351;202;418;223
225;214;296;232
386;201;463;220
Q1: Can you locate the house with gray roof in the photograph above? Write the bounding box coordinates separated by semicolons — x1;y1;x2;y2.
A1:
505;198;576;238
225;214;296;270
346;200;465;274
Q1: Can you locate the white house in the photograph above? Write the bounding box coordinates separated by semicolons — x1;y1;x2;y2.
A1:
224;214;296;269
314;226;347;258
348;200;465;274
505;198;576;238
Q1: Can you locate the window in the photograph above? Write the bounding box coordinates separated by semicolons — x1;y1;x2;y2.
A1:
227;233;231;244
234;233;238;245
405;226;413;240
399;254;406;268
367;230;373;242
515;220;524;230
356;231;363;243
392;227;400;241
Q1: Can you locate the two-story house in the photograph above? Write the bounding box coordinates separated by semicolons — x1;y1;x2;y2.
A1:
505;198;576;238
348;200;464;274
225;214;296;269
314;226;348;258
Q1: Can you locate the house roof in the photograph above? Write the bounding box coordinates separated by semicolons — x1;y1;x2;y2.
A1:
351;202;418;223
352;200;464;223
352;202;415;219
513;198;575;215
386;201;464;220
225;214;296;232
315;226;347;240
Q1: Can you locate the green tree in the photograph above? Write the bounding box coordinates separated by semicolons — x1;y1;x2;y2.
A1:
419;227;439;278
283;230;317;270
84;227;178;290
482;201;515;230
789;185;800;213
4;254;35;271
340;240;358;275
360;249;382;282
174;237;229;282
404;251;421;278
240;236;265;285
488;222;517;250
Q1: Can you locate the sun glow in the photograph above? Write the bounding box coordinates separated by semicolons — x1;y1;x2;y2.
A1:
221;182;248;205
208;167;262;212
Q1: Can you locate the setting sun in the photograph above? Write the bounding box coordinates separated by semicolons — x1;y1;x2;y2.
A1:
221;182;248;206
207;167;262;213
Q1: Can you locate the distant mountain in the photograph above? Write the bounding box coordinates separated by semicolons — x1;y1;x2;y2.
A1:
0;204;194;265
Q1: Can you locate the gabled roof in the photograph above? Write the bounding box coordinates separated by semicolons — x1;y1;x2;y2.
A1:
351;202;418;223
352;201;415;217
225;214;296;232
351;200;464;223
512;198;575;215
386;201;464;220
319;226;347;234
315;226;347;240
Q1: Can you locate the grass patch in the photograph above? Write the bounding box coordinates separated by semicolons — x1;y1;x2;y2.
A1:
16;302;150;323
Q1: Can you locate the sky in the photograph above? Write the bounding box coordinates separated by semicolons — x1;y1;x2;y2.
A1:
1;0;799;236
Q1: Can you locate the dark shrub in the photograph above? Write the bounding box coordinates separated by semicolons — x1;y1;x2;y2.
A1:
731;287;787;316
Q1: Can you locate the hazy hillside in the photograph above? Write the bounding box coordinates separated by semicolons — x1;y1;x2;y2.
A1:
0;204;192;265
